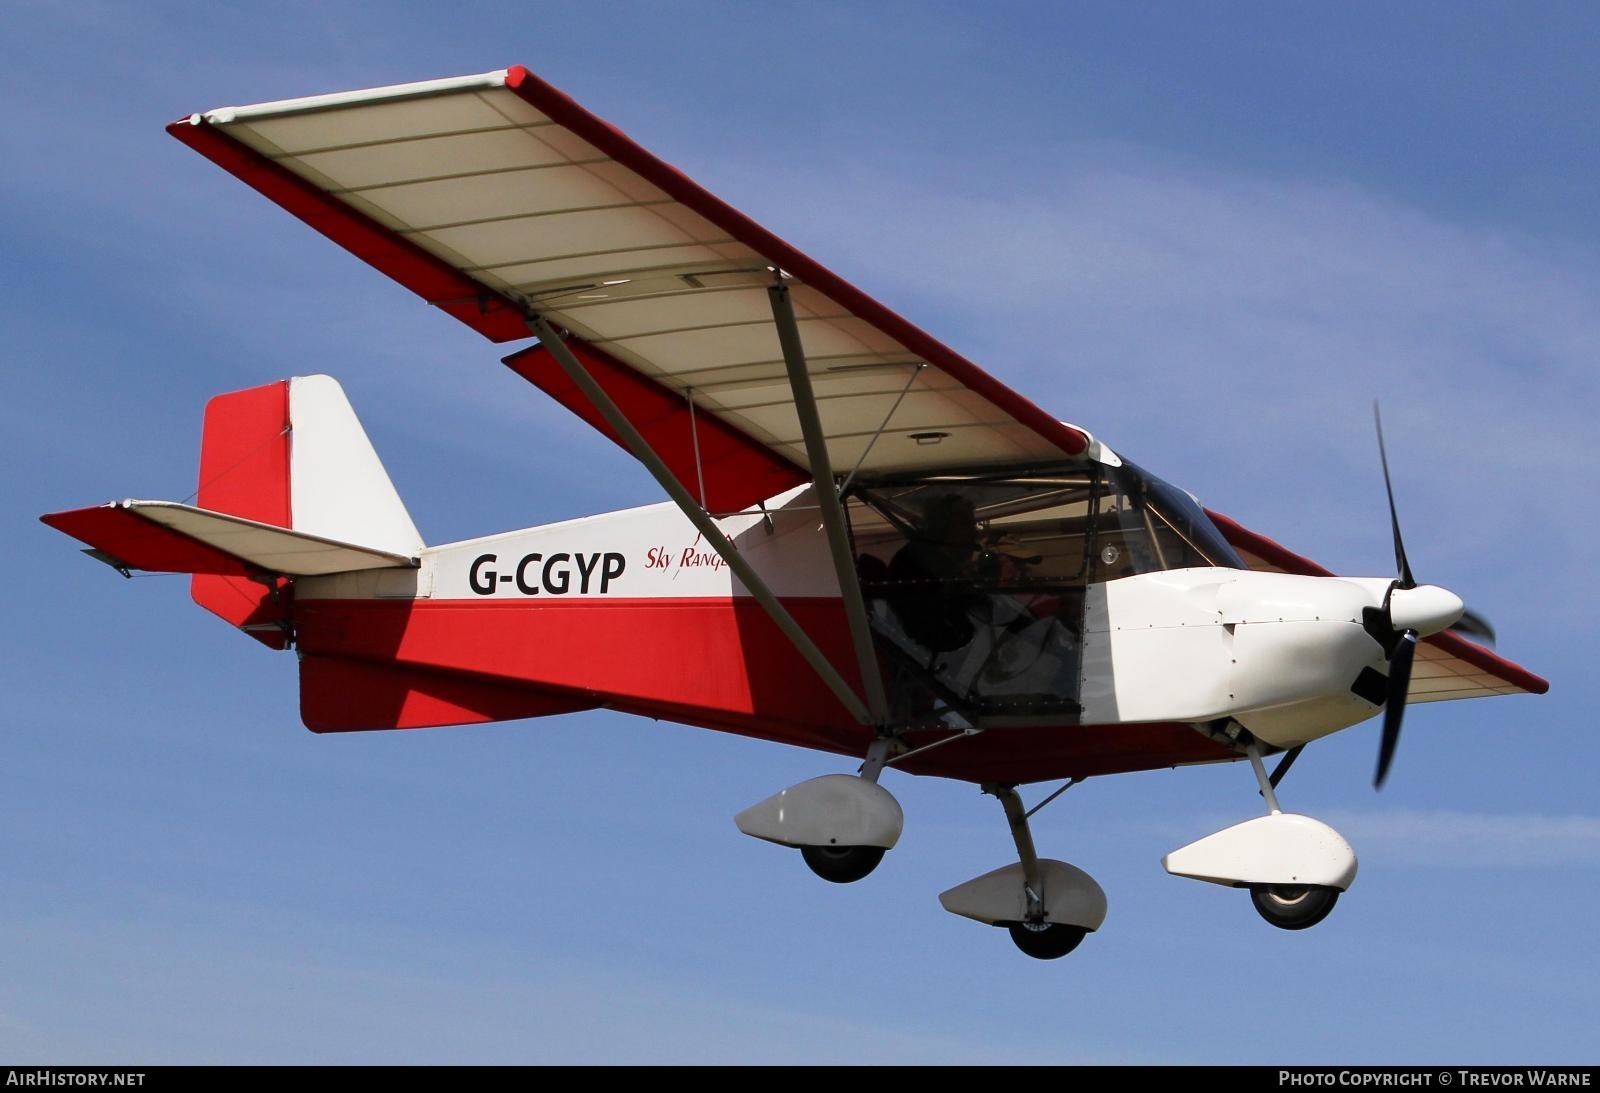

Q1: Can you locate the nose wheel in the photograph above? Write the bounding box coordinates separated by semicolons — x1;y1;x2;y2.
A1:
1164;740;1358;931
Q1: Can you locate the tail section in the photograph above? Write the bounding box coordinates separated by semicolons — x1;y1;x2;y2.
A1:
194;374;420;553
43;375;421;648
194;378;292;531
190;378;295;646
278;375;422;556
192;374;422;646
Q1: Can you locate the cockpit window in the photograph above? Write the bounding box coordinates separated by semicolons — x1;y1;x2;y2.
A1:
846;460;1241;726
848;460;1241;589
1100;460;1246;575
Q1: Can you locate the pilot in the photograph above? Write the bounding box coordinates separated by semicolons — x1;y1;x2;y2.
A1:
888;493;984;652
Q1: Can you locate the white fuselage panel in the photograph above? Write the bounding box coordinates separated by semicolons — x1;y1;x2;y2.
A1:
1081;569;1392;746
300;486;840;603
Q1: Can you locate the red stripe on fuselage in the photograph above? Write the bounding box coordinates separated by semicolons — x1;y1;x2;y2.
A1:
294;595;1238;782
300;654;598;733
295;596;864;730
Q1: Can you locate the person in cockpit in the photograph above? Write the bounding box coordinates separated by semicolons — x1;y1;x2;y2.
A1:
888;493;985;652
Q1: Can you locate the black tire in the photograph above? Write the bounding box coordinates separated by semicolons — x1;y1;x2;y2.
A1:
800;844;885;884
1249;884;1340;931
1006;921;1088;960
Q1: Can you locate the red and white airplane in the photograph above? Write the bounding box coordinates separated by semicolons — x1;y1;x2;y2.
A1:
42;68;1547;959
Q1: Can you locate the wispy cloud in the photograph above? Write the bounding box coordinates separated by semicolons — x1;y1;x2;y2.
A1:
1152;808;1600;869
1320;809;1600;868
697;147;1600;634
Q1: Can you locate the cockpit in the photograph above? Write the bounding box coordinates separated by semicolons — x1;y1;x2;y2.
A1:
846;459;1244;726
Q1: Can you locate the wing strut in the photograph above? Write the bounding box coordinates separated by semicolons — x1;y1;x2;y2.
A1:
526;313;873;726
767;281;890;727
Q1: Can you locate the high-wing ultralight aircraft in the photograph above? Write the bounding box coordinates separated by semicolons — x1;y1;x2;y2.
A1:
43;68;1547;959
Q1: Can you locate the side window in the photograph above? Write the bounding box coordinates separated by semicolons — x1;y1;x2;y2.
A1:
844;463;1239;726
848;480;1094;723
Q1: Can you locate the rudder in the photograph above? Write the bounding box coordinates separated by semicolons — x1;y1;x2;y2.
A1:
191;375;420;646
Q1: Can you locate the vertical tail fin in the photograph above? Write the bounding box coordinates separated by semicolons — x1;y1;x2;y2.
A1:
284;375;422;555
192;374;421;645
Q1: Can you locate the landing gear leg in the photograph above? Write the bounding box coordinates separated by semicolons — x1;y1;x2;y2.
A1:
939;782;1107;960
1163;738;1356;931
986;783;1088;960
1240;742;1341;929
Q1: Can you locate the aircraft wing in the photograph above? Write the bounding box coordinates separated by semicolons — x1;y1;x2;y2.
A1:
171;68;1090;509
1206;510;1549;704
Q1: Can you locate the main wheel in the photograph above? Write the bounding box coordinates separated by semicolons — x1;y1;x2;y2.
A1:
1006;921;1088;960
1249;884;1340;930
800;844;885;884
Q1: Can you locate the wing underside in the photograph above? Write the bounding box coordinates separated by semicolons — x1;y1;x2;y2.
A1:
171;68;1090;485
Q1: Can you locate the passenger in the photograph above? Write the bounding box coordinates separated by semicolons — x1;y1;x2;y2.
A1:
888;494;984;652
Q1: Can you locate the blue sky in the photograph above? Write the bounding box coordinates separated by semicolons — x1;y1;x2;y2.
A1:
4;2;1597;1063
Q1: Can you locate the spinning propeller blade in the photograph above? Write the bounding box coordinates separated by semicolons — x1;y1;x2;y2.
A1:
1450;607;1497;647
1373;403;1415;591
1370;405;1422;789
1374;629;1417;789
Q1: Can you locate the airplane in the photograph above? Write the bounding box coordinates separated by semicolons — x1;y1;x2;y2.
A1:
41;67;1548;960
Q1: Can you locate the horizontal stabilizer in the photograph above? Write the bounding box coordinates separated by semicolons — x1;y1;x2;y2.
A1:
41;500;418;577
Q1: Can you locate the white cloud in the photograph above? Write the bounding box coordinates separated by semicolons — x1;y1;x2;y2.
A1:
1152;807;1600;869
696;146;1600;633
1320;809;1600;868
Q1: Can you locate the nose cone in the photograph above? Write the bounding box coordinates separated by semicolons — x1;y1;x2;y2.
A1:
1387;584;1465;636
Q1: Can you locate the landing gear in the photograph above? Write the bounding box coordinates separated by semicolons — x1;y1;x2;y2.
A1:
1006;921;1088;960
1164;739;1358;931
939;781;1107;960
801;844;886;884
1249;884;1340;931
735;739;903;883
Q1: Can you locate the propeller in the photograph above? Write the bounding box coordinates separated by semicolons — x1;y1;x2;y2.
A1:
1267;408;1492;792
1370;404;1421;789
1378;405;1497;656
1373;628;1416;789
1374;404;1415;592
1449;608;1497;647
1370;403;1498;788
